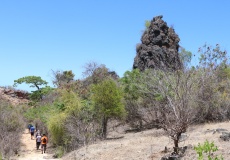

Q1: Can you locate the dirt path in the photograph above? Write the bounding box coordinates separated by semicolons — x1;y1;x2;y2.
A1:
15;130;60;160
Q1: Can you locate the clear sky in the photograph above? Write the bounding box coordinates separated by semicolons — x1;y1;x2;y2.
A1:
0;0;229;92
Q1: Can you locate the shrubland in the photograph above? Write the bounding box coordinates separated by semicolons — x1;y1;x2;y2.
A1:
0;98;25;159
19;43;230;159
16;42;229;160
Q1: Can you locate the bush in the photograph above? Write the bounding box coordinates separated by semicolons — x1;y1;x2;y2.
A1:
194;140;224;160
0;98;25;159
47;89;100;152
47;113;67;146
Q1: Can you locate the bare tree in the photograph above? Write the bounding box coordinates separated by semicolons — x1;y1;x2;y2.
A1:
82;61;100;78
52;70;75;87
136;69;201;154
64;109;100;151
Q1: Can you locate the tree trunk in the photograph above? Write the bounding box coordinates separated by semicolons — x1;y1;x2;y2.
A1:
102;116;108;139
173;133;181;154
173;139;179;154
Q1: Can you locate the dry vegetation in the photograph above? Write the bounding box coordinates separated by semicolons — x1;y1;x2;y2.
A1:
0;96;25;159
63;121;230;160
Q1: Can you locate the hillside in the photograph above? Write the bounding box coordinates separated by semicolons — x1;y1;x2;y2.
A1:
63;122;230;160
1;86;230;159
0;87;29;106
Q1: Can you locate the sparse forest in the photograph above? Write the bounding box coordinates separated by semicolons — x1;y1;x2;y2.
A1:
1;16;230;160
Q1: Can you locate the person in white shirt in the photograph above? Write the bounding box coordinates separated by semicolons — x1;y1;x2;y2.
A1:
36;134;42;150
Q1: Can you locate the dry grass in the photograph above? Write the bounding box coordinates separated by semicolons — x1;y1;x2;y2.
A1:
62;121;230;160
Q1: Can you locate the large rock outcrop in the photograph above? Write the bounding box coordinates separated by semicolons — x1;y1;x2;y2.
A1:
0;87;29;106
133;15;182;71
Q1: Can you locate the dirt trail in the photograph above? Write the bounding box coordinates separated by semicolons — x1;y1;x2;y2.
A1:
14;130;60;160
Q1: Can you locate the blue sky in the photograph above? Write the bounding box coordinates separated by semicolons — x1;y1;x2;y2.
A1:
0;0;230;92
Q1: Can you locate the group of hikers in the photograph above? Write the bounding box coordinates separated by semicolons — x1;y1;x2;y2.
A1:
28;124;48;154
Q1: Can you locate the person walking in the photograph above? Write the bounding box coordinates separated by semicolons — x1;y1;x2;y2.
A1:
36;133;42;150
30;125;35;140
28;124;32;133
35;130;40;138
41;134;48;154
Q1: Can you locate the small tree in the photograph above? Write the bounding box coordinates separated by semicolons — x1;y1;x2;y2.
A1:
82;62;118;85
198;43;228;70
197;44;230;122
135;69;201;154
120;69;145;129
52;70;75;87
90;78;126;138
13;76;48;90
13;76;48;101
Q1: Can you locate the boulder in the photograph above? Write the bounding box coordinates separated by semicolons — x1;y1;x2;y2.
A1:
220;132;230;141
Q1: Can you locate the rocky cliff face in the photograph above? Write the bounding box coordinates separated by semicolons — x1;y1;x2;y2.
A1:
133;15;182;71
0;87;29;106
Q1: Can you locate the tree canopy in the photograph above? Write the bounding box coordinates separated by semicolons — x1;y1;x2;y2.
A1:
13;76;48;90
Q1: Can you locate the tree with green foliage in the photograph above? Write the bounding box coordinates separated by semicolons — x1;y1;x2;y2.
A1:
47;89;98;151
13;76;48;90
121;69;141;100
29;86;54;102
13;76;49;101
91;78;126;138
120;69;145;129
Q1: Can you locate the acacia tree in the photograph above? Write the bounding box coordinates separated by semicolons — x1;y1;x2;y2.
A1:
14;76;48;90
13;76;48;100
90;78;126;138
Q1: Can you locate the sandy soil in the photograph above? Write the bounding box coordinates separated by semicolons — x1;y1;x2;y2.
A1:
62;121;230;160
12;130;59;160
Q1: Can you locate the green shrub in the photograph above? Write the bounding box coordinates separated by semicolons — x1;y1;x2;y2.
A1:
55;146;65;158
194;140;224;160
24;104;58;123
47;112;67;146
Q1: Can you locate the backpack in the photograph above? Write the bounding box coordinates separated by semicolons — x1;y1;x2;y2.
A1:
30;127;35;132
42;137;47;143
